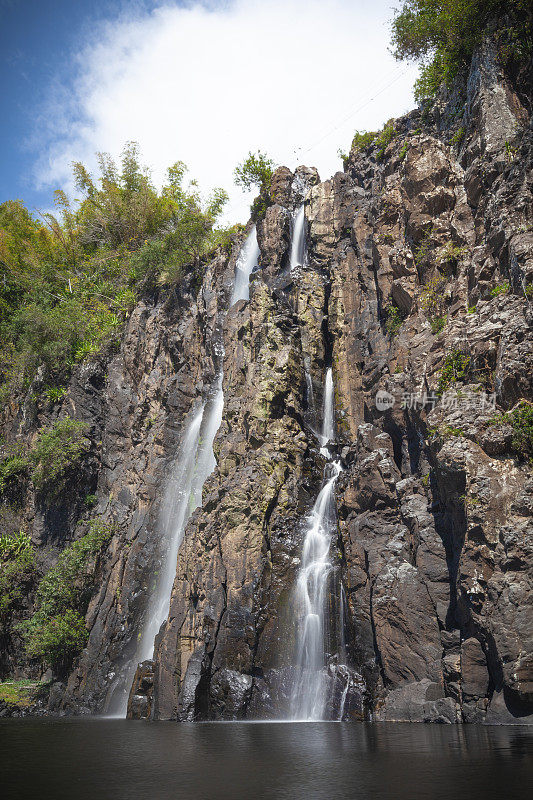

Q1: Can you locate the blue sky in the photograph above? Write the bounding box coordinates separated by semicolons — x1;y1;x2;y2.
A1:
0;0;146;210
0;0;418;223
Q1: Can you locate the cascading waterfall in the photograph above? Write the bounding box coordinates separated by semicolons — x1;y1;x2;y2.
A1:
136;402;205;662
114;229;258;716
231;226;260;305
290;367;343;721
289;204;307;271
319;367;334;455
138;374;224;665
112;376;224;716
304;370;315;414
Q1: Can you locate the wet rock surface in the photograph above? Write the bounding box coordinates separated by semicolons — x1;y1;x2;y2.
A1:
2;39;532;724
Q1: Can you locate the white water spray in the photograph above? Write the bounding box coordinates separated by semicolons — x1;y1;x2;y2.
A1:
113;376;224;716
140;375;224;664
289;204;307;271
290;367;342;721
231;226;260;305
319;367;334;455
304;370;315;414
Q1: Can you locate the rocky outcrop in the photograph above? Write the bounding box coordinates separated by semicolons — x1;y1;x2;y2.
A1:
145;37;532;723
152;169;332;721
2;38;531;724
327;39;532;724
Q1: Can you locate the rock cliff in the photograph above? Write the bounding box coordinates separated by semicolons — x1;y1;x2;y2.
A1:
2;39;532;724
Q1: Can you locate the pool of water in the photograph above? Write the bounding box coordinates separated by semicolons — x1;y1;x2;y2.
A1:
1;719;532;800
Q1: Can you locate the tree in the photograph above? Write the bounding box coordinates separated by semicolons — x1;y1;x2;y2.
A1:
73;141;167;249
0;144;229;399
234;151;275;193
18;520;114;675
234;151;276;219
391;1;533;100
30;417;91;492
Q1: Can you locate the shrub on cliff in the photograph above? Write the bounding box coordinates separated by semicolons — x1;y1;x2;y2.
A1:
351;131;378;153
21;609;89;675
506;402;533;461
0;534;37;633
18;520;114;674
375;123;396;160
490;401;533;461
0;529;32;559
420;274;447;318
234;150;276;218
0;448;30;497
30;418;91;492
437;349;471;394
348;123;396;162
391;0;533;100
385;303;406;336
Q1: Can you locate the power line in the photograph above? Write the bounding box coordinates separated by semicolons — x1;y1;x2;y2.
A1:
302;62;402;144
294;64;412;158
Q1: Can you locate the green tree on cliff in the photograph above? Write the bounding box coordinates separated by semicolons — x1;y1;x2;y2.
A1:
391;0;533;99
0;144;228;398
234;150;276;219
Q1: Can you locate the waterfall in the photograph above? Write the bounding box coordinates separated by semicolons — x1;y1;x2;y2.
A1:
231;226;260;305
111;375;224;716
290;367;343;721
289;204;306;271
319;367;334;455
304;370;315;414
138;374;224;664
137;403;205;663
113;227;261;716
338;674;350;721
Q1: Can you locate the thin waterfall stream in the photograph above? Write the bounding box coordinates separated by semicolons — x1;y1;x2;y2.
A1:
114;230;259;716
289;204;306;271
231;225;259;305
111;376;224;716
138;374;224;666
290;367;344;721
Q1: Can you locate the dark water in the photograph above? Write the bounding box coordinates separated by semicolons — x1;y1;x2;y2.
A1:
1;719;532;800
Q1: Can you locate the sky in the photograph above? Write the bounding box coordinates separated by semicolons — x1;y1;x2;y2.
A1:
0;0;418;223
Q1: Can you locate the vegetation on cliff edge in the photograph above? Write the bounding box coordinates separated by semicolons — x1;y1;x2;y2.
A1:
17;520;115;675
391;0;533;100
234;150;276;219
0;143;230;404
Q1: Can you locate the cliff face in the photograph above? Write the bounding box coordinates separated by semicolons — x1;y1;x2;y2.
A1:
2;40;532;723
149;40;532;724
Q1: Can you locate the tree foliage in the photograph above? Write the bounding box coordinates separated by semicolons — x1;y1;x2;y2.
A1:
234;151;276;219
234;150;275;193
30;418;91;492
0;539;36;633
18;520;114;674
0;144;228;400
491;401;533;461
391;1;533;100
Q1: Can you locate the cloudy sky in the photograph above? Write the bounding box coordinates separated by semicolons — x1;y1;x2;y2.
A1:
1;0;418;223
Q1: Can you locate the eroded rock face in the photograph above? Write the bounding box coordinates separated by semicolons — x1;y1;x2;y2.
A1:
145;35;532;723
82;41;533;722
153;183;329;721
2;40;531;725
127;660;154;720
329;39;532;725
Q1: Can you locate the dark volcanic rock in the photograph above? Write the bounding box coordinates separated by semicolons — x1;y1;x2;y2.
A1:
2;35;532;725
127;660;154;720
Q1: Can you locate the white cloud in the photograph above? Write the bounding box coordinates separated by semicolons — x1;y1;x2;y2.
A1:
35;0;418;223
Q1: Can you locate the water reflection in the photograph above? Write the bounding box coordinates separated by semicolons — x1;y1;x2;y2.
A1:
1;720;532;800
